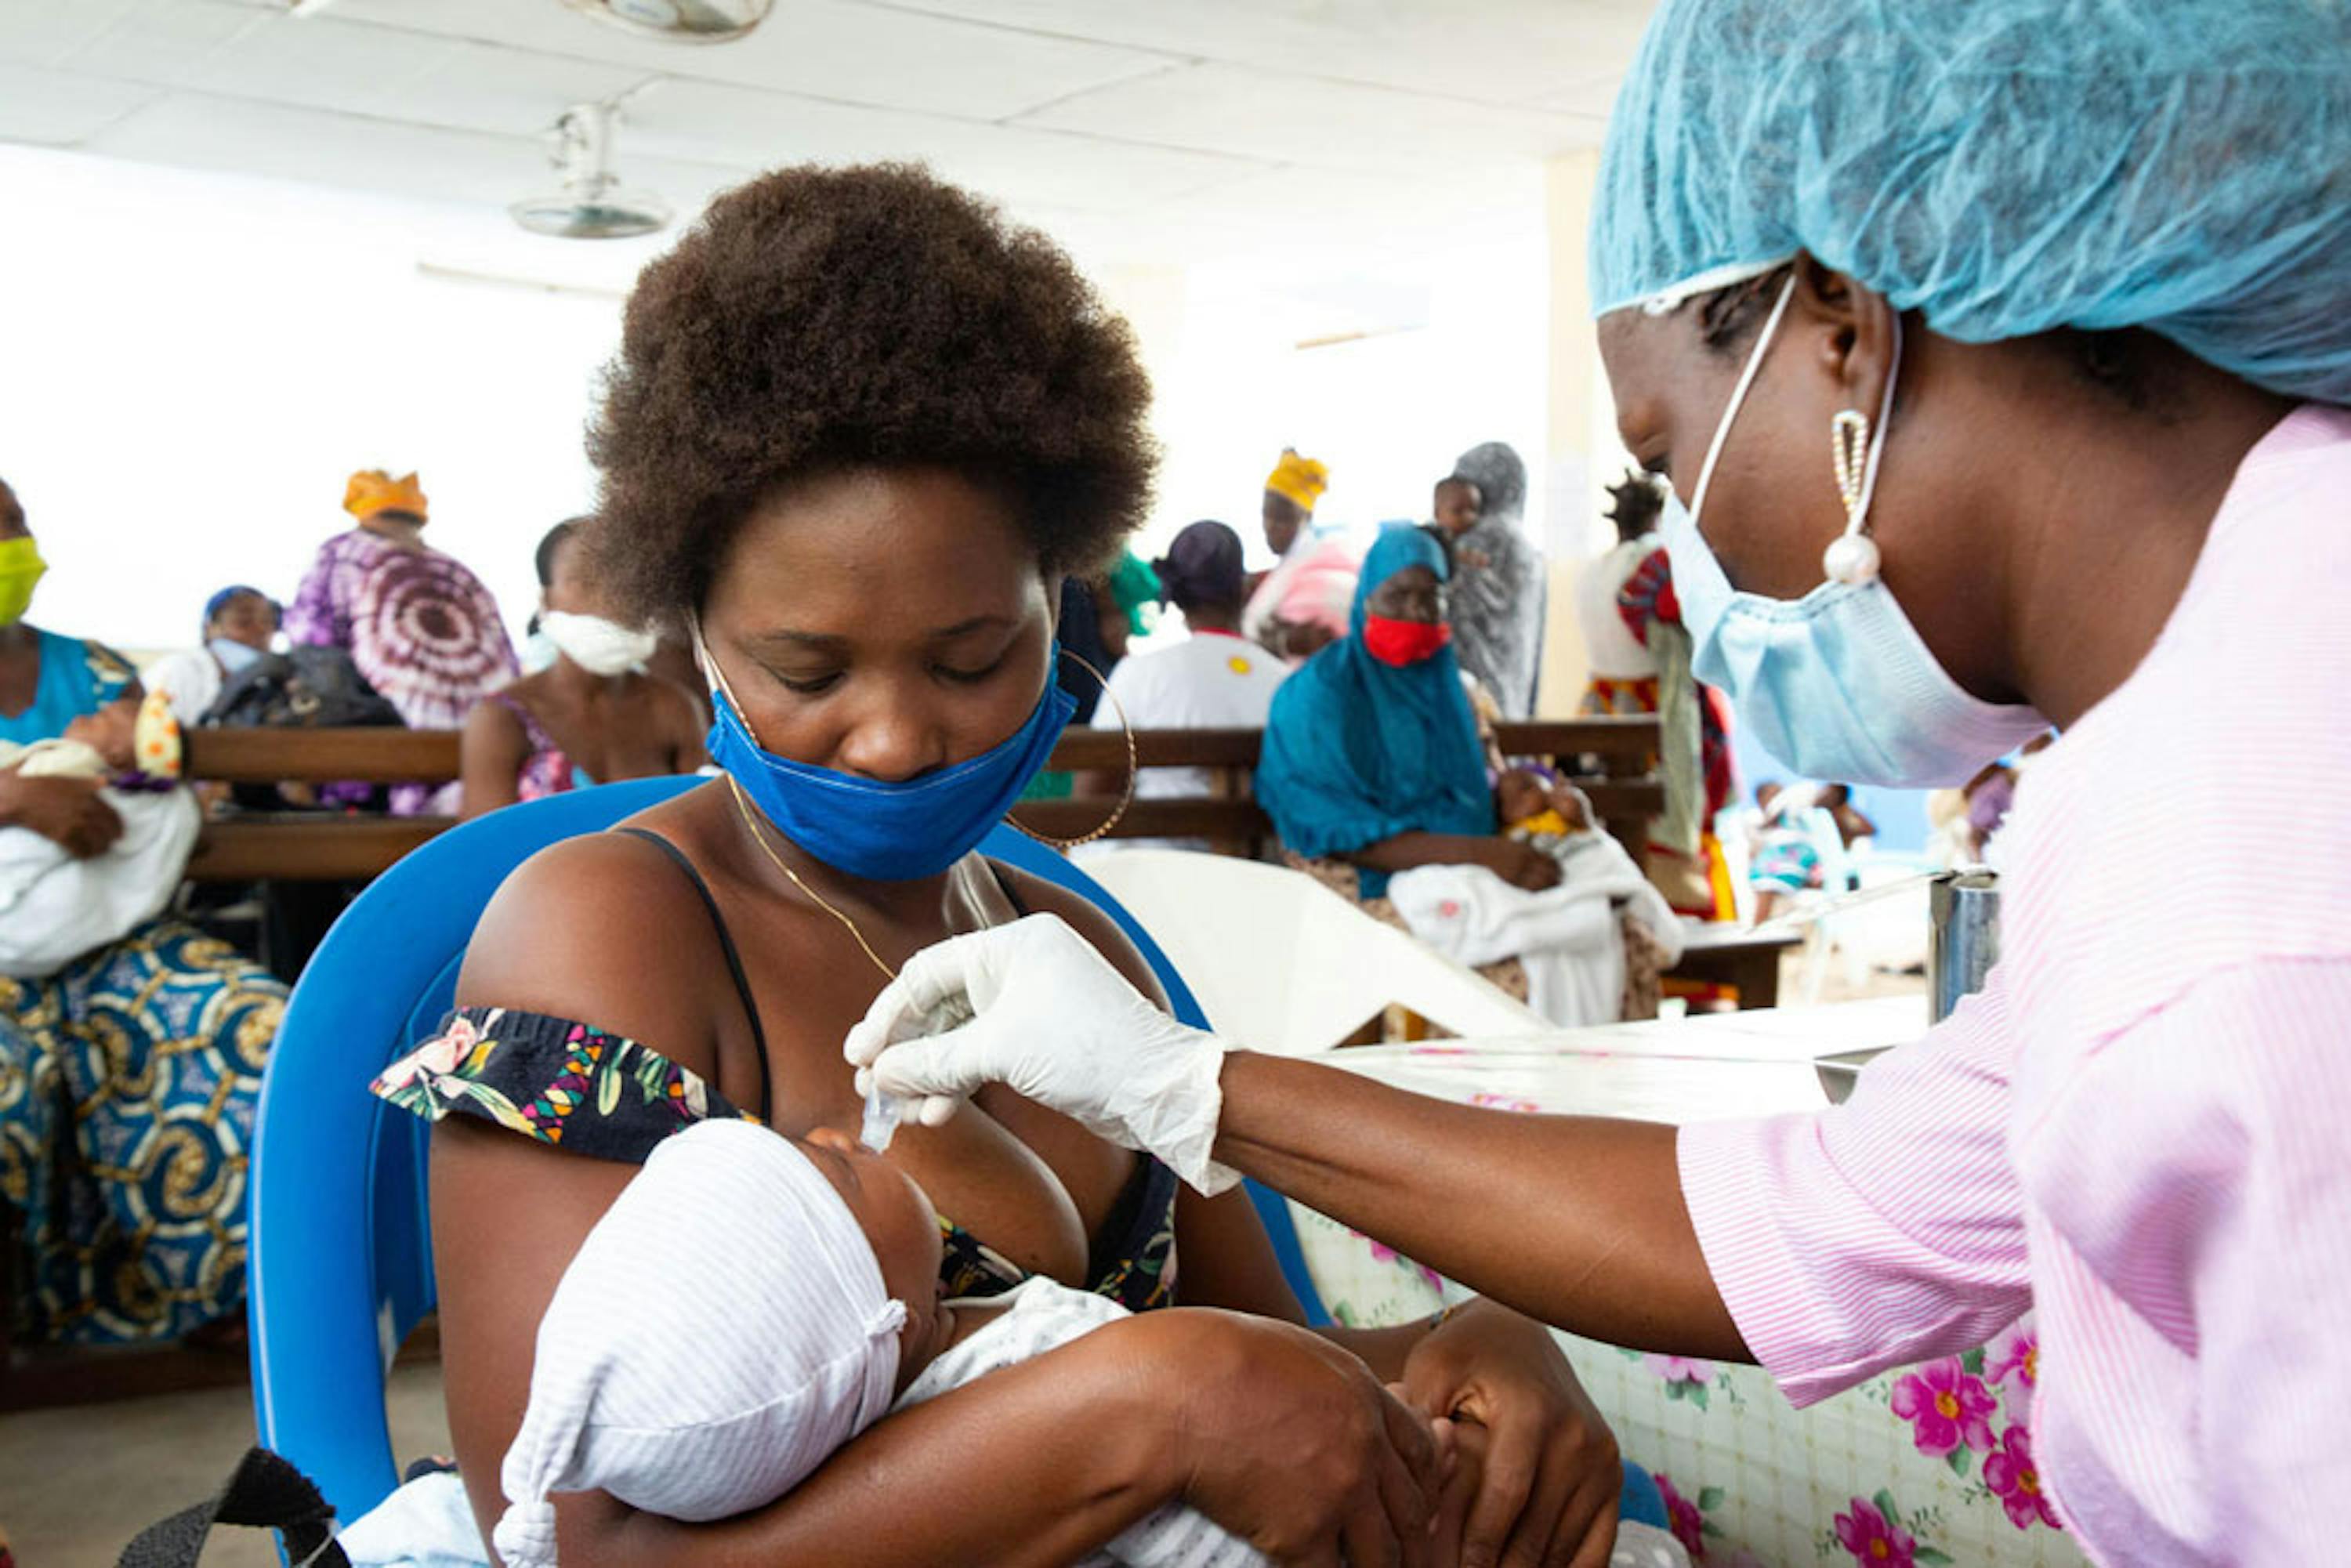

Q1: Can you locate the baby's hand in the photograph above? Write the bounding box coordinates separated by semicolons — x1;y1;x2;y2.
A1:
1549;783;1596;833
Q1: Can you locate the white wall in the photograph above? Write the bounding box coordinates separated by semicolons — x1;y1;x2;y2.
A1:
0;145;639;655
0;145;1550;655
1117;243;1549;573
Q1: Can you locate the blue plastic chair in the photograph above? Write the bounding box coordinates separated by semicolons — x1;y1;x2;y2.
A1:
245;778;1321;1523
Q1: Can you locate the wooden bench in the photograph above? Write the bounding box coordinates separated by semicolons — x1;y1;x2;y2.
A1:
176;721;1816;1011
180;728;458;883
1027;718;1666;858
177;719;1669;880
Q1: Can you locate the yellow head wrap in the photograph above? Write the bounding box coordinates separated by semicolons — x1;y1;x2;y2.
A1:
344;469;429;523
1263;449;1329;512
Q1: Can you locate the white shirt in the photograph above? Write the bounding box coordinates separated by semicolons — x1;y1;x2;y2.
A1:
1574;536;1661;681
143;647;222;727
1092;631;1289;796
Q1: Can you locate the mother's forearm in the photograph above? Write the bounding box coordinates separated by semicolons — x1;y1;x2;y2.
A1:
576;1316;1176;1568
1347;831;1485;874
1215;1052;1751;1361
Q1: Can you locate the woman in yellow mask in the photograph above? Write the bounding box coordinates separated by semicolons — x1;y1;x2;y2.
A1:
0;476;288;1349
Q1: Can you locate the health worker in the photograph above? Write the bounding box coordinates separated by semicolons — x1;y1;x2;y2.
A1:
851;2;2351;1563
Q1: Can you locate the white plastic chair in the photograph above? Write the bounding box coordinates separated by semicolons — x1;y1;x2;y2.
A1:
1080;850;1551;1055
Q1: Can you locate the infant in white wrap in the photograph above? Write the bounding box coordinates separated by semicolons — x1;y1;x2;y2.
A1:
0;733;199;979
484;1117;1689;1568
494;1116;1266;1568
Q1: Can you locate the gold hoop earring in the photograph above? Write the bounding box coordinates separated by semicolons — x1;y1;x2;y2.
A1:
1009;650;1136;852
1824;408;1883;585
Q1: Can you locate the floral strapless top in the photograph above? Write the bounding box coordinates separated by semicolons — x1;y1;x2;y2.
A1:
372;1006;1178;1310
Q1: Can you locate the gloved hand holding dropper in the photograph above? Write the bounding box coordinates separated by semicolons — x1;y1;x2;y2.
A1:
846;914;1241;1193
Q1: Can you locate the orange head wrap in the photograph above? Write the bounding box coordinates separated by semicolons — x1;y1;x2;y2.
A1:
344;469;428;523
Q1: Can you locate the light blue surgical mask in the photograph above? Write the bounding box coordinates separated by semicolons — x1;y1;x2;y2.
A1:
209;637;264;675
1660;276;2049;788
697;627;1075;883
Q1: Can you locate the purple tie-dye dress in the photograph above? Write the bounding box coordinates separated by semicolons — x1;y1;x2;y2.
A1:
286;527;519;813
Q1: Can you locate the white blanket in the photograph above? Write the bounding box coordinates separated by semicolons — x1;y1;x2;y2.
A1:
0;741;201;978
1389;834;1685;1028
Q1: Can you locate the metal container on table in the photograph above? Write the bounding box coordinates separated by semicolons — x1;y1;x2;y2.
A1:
1929;870;2001;1024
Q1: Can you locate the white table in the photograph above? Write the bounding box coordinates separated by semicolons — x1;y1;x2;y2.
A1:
1273;998;2087;1568
1319;994;1924;1121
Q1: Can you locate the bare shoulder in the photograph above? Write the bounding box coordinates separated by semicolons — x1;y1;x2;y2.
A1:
646;670;708;723
645;668;703;717
461;690;527;745
458;824;730;1076
643;671;712;751
992;860;1171;1009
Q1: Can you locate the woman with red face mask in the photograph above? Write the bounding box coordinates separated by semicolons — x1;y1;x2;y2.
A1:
1254;524;1675;1019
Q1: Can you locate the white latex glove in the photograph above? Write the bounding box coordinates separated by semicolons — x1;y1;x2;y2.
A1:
843;914;1241;1195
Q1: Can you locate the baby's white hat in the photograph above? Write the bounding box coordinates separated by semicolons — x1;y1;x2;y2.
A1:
494;1117;907;1566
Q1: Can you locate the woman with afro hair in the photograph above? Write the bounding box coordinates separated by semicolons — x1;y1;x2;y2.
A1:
384;165;1625;1567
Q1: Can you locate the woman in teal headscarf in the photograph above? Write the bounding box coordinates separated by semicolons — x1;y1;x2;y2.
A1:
1259;524;1560;906
1262;526;1675;1021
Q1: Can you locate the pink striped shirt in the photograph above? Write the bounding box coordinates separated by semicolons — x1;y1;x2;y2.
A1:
1679;404;2351;1566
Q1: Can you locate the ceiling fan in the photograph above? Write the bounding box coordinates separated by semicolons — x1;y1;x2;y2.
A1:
511;100;672;239
560;0;776;42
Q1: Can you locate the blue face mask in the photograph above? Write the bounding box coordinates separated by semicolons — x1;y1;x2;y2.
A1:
1661;276;2049;788
700;633;1077;882
210;637;264;675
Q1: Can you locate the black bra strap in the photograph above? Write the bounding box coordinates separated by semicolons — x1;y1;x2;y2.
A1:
614;827;773;1121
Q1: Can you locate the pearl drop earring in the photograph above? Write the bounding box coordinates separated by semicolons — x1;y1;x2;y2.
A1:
1824;408;1883;585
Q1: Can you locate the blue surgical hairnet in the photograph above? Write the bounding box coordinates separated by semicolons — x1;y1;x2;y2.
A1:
1590;0;2351;404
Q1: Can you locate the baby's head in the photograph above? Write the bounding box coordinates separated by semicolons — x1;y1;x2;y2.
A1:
795;1123;948;1373
1433;476;1483;539
494;1118;947;1566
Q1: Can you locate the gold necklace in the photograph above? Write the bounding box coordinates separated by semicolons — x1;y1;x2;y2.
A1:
724;773;900;982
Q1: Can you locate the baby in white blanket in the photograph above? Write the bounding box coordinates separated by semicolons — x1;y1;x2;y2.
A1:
494;1116;1268;1568
491;1117;1686;1568
0;719;200;979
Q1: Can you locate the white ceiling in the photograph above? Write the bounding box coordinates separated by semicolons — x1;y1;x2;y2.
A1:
0;0;1648;263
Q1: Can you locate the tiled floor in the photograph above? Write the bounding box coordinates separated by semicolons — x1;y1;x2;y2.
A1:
0;1363;451;1568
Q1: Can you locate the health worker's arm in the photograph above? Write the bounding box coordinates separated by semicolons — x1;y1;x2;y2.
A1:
858;917;2035;1393
1008;873;1626;1568
1219;976;2036;1398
